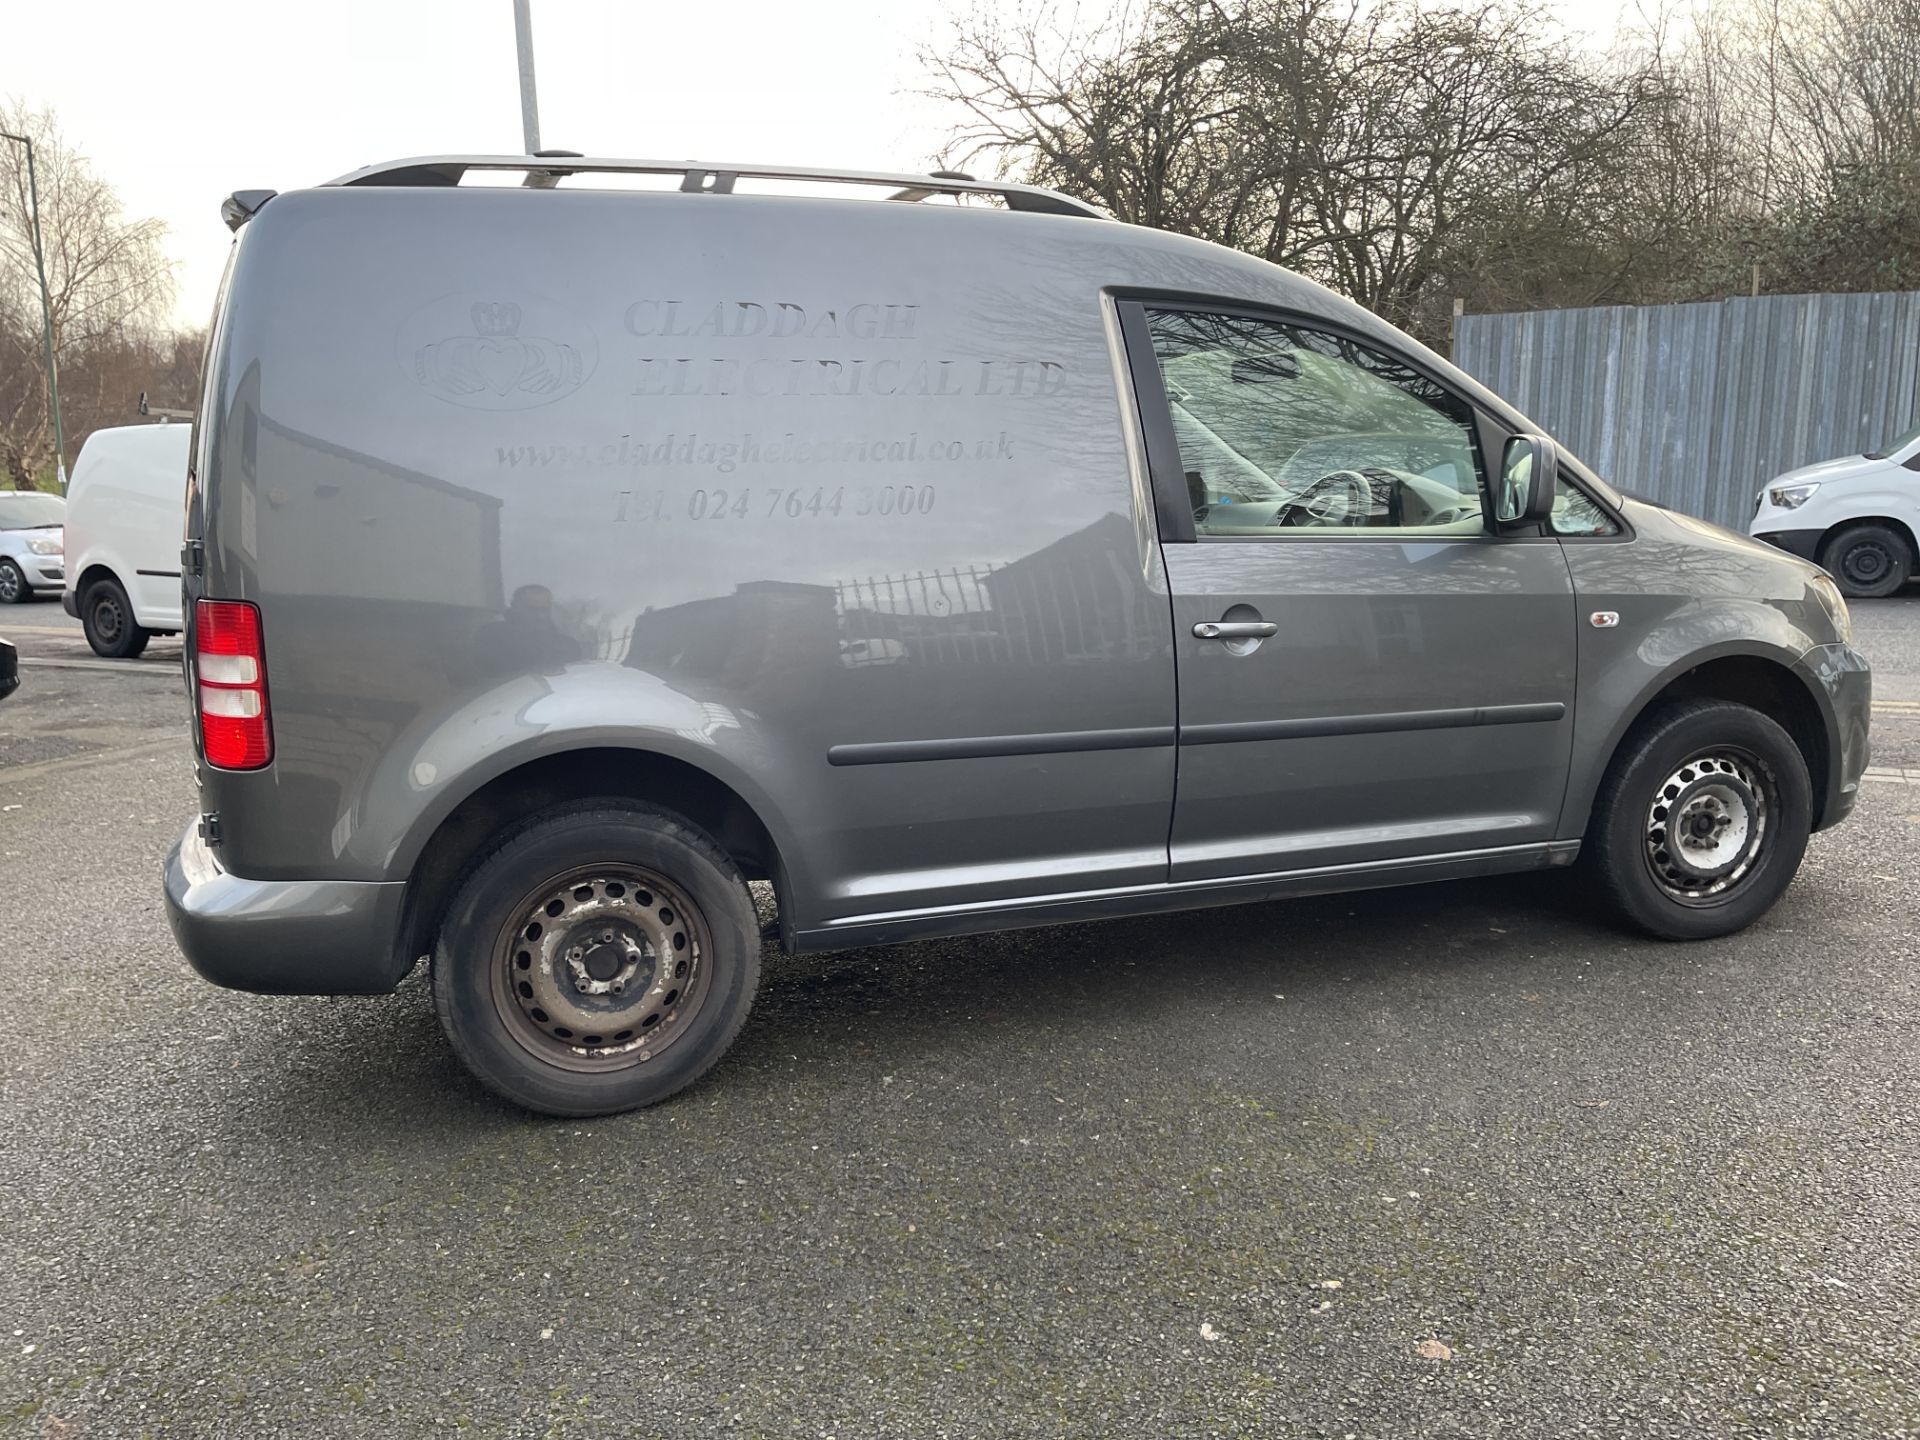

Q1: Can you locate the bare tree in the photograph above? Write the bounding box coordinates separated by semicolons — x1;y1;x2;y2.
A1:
1602;0;1920;296
0;102;176;487
1763;0;1920;180
926;0;1920;327
925;0;1661;341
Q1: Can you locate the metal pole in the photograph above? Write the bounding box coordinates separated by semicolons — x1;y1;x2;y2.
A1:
512;0;541;154
1;131;66;492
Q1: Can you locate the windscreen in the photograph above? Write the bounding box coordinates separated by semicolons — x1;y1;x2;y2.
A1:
1867;415;1920;461
0;492;65;529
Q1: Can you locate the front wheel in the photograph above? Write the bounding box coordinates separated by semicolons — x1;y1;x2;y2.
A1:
432;801;761;1117
1586;700;1812;940
1822;522;1911;599
0;558;27;604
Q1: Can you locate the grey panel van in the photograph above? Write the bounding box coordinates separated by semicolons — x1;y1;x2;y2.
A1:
165;156;1870;1116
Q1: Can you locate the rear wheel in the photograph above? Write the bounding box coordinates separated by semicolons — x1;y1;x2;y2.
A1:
81;576;150;658
1821;522;1911;598
1586;699;1812;940
0;559;27;604
432;802;761;1117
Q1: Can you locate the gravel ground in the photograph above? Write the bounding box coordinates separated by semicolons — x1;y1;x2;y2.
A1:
1;595;1917;1439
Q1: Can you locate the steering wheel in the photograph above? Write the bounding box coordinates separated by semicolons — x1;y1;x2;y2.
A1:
1284;470;1374;528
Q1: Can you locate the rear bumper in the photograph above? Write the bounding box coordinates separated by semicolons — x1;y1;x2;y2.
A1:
1796;642;1871;831
163;821;413;994
1754;529;1825;563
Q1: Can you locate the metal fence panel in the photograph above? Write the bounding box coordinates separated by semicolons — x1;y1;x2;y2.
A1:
1455;291;1920;530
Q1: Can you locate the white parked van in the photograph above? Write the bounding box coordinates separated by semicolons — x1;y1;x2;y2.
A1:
61;422;190;656
1749;419;1920;597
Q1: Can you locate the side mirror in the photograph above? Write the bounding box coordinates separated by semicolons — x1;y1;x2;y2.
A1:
1497;434;1559;527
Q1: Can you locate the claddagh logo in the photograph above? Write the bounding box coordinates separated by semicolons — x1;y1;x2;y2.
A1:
397;292;598;410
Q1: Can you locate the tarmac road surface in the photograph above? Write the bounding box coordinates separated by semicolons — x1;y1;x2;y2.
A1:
2;592;1916;1437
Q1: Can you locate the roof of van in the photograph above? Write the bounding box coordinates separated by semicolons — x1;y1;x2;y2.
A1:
78;421;192;448
71;421;191;471
221;155;1116;232
317;155;1108;220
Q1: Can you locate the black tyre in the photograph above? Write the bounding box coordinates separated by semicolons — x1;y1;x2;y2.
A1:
1821;523;1911;599
81;576;150;658
432;801;761;1117
0;558;27;604
1586;699;1812;940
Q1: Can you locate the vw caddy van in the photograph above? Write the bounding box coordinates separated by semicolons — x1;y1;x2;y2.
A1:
165;157;1870;1116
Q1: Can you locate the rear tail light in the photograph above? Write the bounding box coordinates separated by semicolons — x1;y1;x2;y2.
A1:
195;600;272;769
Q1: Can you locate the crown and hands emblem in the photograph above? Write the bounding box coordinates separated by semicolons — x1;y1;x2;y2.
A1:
416;300;580;398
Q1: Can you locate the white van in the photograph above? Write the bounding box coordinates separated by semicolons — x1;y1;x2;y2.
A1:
1749;419;1920;597
61;422;190;656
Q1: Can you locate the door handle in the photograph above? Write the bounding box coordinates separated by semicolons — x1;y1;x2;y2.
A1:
1194;620;1279;640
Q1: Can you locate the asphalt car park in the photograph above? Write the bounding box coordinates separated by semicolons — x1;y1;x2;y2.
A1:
2;595;1917;1438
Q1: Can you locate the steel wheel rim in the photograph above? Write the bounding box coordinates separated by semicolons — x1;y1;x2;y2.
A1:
489;864;712;1074
91;594;124;642
1644;748;1772;905
0;564;18;602
1841;540;1892;587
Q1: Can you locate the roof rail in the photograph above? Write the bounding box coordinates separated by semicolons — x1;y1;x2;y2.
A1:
320;154;1108;220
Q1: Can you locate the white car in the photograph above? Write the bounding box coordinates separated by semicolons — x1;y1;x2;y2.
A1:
61;423;190;657
0;490;65;604
1750;419;1920;597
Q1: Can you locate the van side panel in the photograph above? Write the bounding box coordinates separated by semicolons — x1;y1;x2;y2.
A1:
196;188;1178;930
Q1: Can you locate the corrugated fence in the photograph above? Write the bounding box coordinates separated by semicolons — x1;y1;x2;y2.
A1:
1454;291;1920;530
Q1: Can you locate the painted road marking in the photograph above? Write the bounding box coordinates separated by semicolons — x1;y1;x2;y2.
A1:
0;737;186;785
18;657;181;676
1863;767;1919;785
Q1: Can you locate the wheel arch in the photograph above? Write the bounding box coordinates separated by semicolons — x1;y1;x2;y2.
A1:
1567;645;1833;841
76;561;121;590
395;744;794;970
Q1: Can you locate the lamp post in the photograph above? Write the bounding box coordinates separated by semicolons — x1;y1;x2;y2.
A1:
1;130;66;493
513;0;541;153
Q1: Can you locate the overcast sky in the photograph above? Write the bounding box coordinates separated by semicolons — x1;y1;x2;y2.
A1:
9;0;1638;329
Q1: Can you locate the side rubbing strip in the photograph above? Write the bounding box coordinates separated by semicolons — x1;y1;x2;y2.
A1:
828;726;1176;767
1180;702;1565;747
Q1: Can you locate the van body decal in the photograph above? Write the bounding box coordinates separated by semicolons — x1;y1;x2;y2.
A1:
397;292;599;410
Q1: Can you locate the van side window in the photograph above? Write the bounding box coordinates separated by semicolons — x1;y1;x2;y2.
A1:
1146;308;1485;538
1552;473;1620;536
